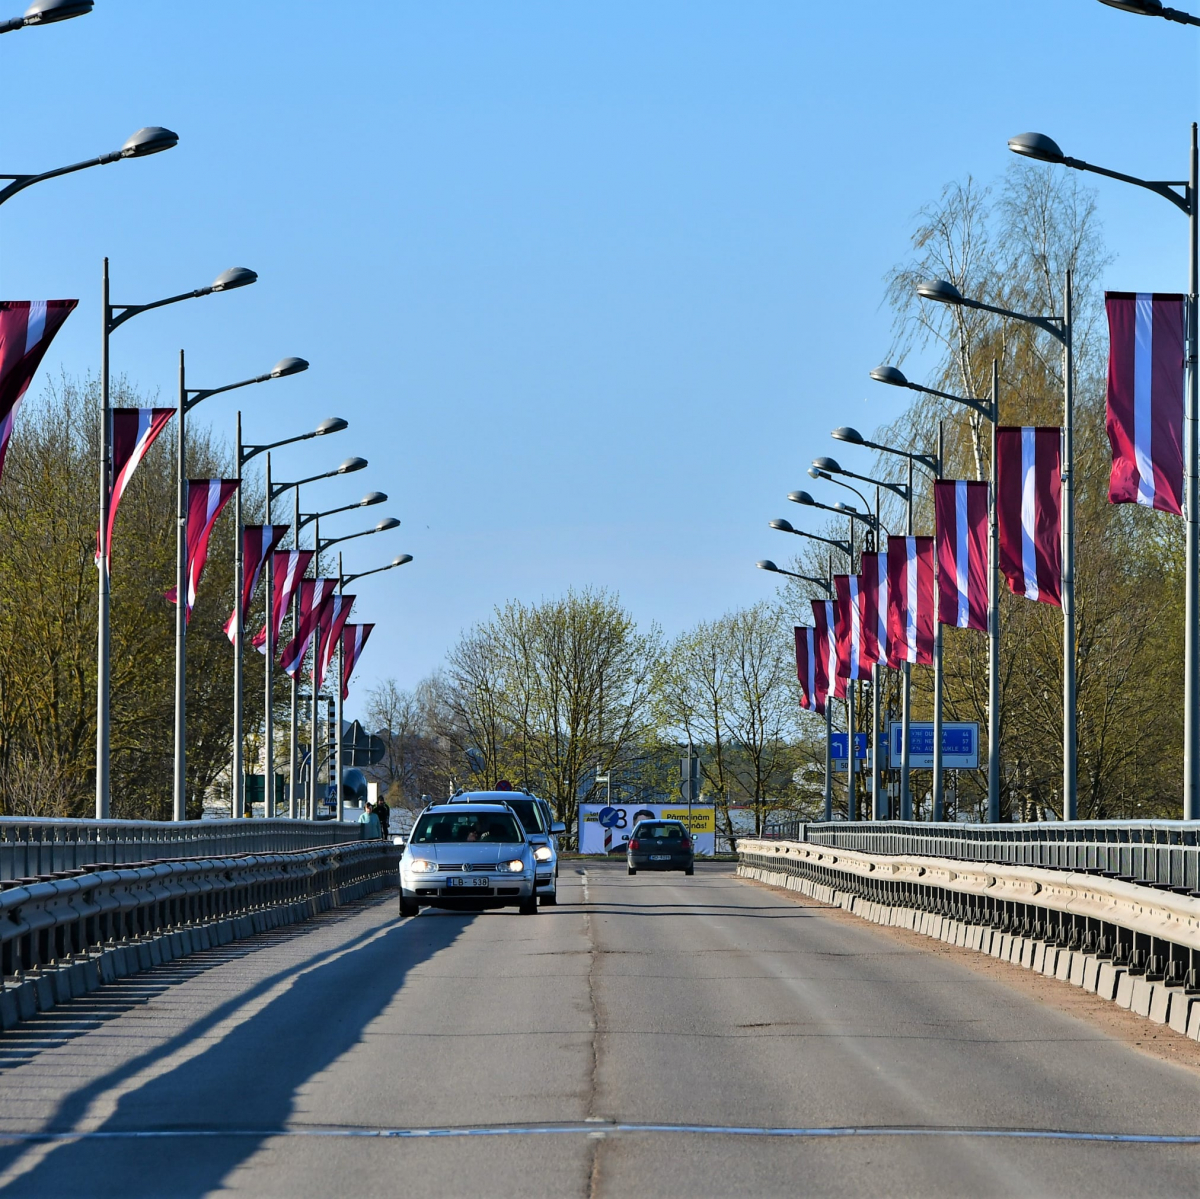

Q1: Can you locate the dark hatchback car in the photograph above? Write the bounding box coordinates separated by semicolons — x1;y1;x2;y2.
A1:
627;820;694;875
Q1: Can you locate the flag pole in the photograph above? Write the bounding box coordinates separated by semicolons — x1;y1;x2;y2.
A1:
987;358;1001;824
1062;272;1077;821
932;420;945;821
900;456;914;820
336;552;345;823
824;551;833;823
96;258;112;819
173;351;188;821
290;485;301;818
264;452;275;818
232;411;245;817
846;514;856;822
1186;122;1199;821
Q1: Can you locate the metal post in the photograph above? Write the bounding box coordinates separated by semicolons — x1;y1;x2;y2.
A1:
1062;271;1077;820
173;350;188;821
847;683;856;821
1186;122;1200;821
335;552;345;822
264;452;275;818
932;420;946;821
95;258;112;819
901;455;913;820
232;411;245;818
310;622;321;819
871;664;882;819
987;359;1001;823
289;484;301;819
823;702;832;822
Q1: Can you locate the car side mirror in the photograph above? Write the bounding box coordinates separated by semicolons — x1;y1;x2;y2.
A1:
551;821;566;835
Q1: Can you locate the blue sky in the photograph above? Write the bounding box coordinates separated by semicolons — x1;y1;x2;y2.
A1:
1;1;1196;717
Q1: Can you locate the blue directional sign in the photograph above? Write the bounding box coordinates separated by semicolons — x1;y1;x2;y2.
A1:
830;733;868;772
888;722;978;769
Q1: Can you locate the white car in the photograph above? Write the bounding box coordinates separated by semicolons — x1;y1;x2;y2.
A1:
399;802;538;917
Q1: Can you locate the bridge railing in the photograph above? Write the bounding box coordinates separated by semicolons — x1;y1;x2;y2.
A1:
760;819;1200;892
0;817;365;882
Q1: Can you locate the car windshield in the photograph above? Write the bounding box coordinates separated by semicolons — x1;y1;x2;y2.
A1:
503;799;548;835
636;823;686;839
411;812;523;844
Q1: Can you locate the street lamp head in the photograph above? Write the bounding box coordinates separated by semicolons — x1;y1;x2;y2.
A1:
787;490;816;506
1096;0;1163;14
812;455;841;473
917;279;965;306
23;0;92;23
768;518;795;533
120;127;179;158
360;491;387;506
211;267;257;292
756;560;781;573
315;417;348;435
336;457;367;475
1007;131;1065;164
375;517;401;532
831;426;865;445
807;466;829;481
832;501;858;515
270;357;308;378
392;554;414;567
869;365;908;388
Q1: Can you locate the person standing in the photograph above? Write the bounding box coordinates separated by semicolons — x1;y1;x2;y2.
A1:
358;800;381;839
375;793;391;838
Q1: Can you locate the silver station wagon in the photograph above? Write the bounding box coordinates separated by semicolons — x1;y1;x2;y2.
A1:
399;802;539;917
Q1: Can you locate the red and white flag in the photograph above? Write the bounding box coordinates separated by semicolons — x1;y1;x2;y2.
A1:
859;550;888;666
0;300;78;479
279;577;337;677
253;548;314;653
934;480;988;631
886;535;934;666
834;574;871;680
997;426;1062;606
812;599;845;704
795;626;822;714
340;623;374;700
316;593;355;689
99;407;174;569
166;479;238;625
224;524;290;643
1105;291;1184;514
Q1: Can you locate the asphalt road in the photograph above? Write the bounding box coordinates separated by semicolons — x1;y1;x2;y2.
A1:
0;861;1197;1197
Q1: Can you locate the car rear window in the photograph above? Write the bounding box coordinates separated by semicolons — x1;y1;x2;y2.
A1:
635;823;686;839
411;812;524;844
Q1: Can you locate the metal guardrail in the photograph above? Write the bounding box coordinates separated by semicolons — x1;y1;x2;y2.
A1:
761;820;1200;892
0;817;364;882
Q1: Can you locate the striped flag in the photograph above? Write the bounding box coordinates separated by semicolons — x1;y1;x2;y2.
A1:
253;548;314;653
224;525;290;642
886;535;934;665
99;407;174;570
997;426;1062;606
340;623;374;700
0;300;78;480
166;479;238;625
794;626;822;714
279;577;337;677
859;550;889;665
934;480;988;630
834;574;871;680
1105;292;1184;514
812;599;845;703
316;593;355;689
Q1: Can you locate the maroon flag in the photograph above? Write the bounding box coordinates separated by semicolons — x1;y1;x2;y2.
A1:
859;550;889;666
316;593;355;689
0;300;78;479
224;524;289;643
997;426;1062;607
253;548;314;653
834;574;871;680
794;626;822;714
279;577;337;677
886;536;935;666
934;480;988;630
166;479;238;625
341;623;375;700
1106;292;1184;514
812;598;845;704
99;407;174;569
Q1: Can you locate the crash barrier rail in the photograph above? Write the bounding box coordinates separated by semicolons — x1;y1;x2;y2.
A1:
761;819;1200;893
0;840;400;1030
738;837;1200;1031
0;817;365;882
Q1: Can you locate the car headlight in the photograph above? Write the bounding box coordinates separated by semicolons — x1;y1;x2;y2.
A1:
533;845;553;862
408;859;436;874
507;859;525;873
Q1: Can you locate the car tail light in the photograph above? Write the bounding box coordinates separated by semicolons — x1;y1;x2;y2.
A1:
629;839;639;850
680;840;691;851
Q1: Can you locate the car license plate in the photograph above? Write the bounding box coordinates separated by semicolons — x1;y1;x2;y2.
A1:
649;855;671;861
447;876;489;888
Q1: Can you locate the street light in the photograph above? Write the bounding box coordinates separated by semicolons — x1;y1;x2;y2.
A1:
1096;0;1200;25
0;127;178;207
1010;126;1197;820
755;557;831;593
812;455;910;501
0;0;92;35
768;518;849;553
94;261;258;819
172;354;309;822
343;553;413;586
231;416;348;819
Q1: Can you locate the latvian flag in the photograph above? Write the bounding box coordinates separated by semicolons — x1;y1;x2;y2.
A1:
934;480;988;630
340;623;374;701
166;479;238;625
253;548;314;653
812;599;845;703
0;300;78;480
886;535;934;665
279;577;337;677
224;525;290;643
997;426;1062;606
316;593;355;689
834;574;872;680
859;550;888;666
99;407;174;570
1105;292;1184;514
795;626;822;714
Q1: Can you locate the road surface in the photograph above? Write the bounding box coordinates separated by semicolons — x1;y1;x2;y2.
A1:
0;860;1196;1197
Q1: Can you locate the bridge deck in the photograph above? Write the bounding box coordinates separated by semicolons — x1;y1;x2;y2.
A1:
0;862;1195;1197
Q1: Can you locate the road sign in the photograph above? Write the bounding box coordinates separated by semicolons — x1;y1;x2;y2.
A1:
830;732;869;773
888;721;979;769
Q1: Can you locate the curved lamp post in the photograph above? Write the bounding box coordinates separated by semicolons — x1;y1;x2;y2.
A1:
1096;0;1200;24
172;355;309;822
755;554;832;593
0;0;92;34
95;263;257;819
768;517;849;554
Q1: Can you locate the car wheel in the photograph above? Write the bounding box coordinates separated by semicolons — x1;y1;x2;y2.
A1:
628;866;636;875
519;896;538;915
539;892;557;906
400;895;419;918
684;866;694;876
